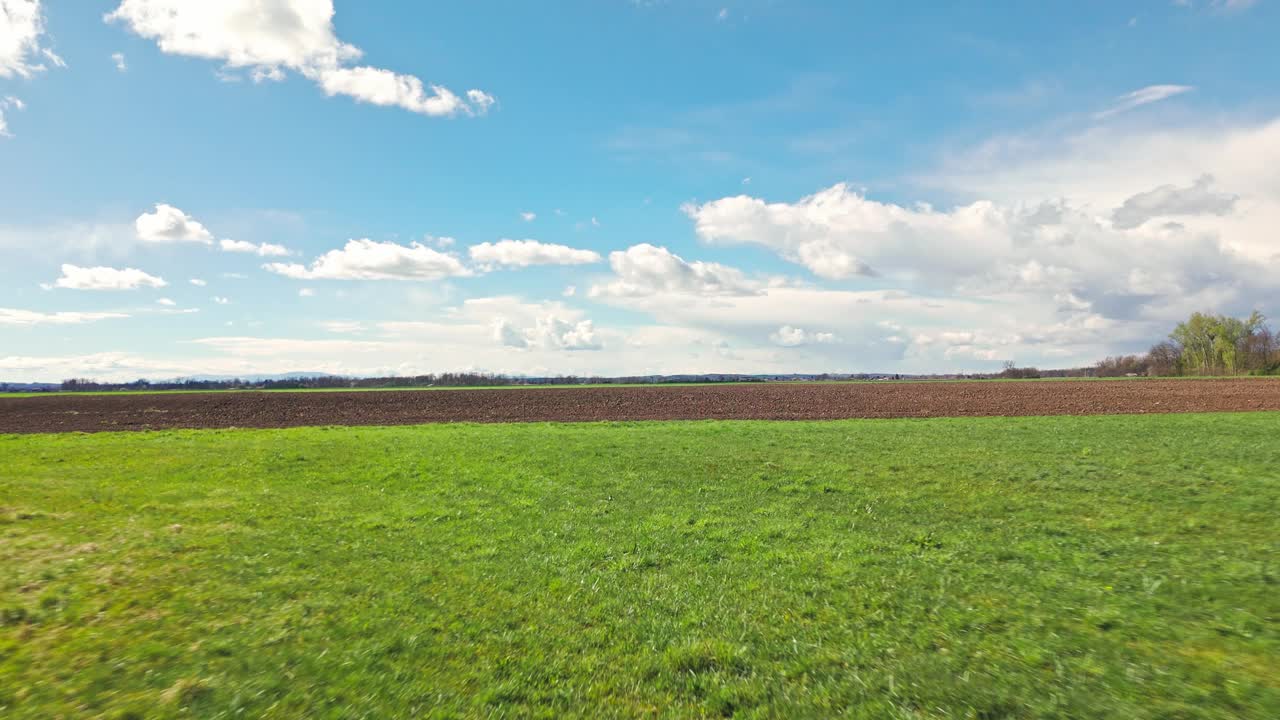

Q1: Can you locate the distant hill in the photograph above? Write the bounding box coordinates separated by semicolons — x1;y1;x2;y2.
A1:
0;382;61;392
170;372;332;383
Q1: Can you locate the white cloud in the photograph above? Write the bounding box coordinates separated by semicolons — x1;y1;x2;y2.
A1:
111;51;127;72
213;296;229;305
716;8;729;21
1094;84;1193;120
466;89;496;114
298;287;315;297
493;316;603;351
682;176;1276;327
190;336;391;357
0;307;129;326
156;297;175;306
135;203;214;244
924;116;1280;268
189;278;207;286
384;295;605;353
520;211;536;222
0;0;59;138
589;243;764;298
319;320;364;334
0;351;197;383
685;184;1005;279
219;238;291;256
46;264;167;291
468;239;602;269
492;318;526;348
1111;174;1236;229
0;94;25;137
658;113;1280;370
0;96;16;137
770;326;836;347
314;66;469;116
106;0;494;117
264;238;470;280
0;0;63;79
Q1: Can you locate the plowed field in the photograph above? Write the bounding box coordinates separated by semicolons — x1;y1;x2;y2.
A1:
2;378;1279;433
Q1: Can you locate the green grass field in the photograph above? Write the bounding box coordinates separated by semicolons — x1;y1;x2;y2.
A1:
3;414;1278;718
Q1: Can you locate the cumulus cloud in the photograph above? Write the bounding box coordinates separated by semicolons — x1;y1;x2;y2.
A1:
1111;174;1237;229
492;318;527;348
156;297;175;306
770;326;837;347
681;179;1273;330
1095;84;1193;120
493;316;603;351
926;114;1280;275
684;184;1001;280
378;295;606;353
111;51;126;71
135;203;214;244
0;307;129;326
314;66;469;116
589;243;764;298
661;113;1280;370
189;278;206;286
105;0;494;117
468;239;601;269
45;264;167;291
220;238;292;256
264;238;470;280
520;211;536;222
0;0;64;79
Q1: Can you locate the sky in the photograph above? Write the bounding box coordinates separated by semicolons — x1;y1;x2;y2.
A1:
2;0;1279;382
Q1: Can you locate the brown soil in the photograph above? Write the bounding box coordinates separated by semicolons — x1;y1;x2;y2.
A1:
2;379;1279;434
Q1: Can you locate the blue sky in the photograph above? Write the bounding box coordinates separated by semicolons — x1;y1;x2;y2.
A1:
2;0;1279;381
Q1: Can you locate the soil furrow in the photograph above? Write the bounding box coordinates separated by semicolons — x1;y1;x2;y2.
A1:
2;379;1279;434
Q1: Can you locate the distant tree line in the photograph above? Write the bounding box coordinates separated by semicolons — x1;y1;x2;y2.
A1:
997;362;1047;380
1094;311;1278;377
54;372;771;393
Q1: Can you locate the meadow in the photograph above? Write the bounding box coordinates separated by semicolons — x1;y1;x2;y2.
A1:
2;413;1277;718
